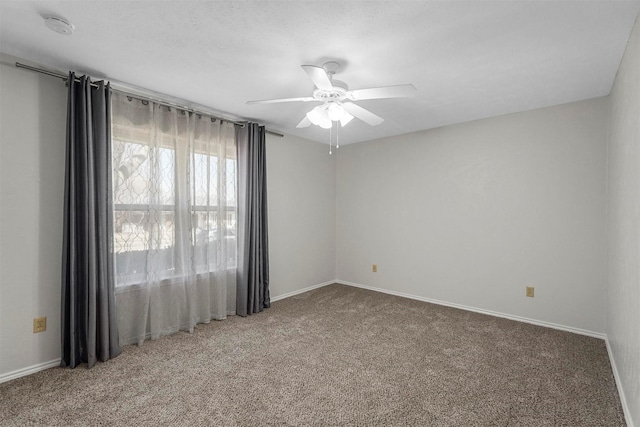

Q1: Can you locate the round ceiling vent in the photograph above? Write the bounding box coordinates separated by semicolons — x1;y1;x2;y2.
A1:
44;16;75;35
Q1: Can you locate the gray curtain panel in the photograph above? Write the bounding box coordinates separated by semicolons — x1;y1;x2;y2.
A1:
236;123;270;316
61;72;121;368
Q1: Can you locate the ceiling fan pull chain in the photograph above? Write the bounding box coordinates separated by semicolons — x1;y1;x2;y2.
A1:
337;123;340;149
329;123;333;155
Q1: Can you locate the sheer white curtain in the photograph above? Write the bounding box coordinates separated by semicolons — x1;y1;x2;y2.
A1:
111;92;237;346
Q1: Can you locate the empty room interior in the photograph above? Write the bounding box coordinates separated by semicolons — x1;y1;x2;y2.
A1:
0;1;639;426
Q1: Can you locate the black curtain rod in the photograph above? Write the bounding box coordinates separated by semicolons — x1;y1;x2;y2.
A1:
14;62;284;138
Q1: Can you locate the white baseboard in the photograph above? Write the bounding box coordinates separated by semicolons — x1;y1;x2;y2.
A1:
336;280;606;340
605;337;635;427
0;359;61;384
271;280;335;302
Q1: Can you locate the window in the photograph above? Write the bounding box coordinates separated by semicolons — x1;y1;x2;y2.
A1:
190;151;237;274
111;95;237;288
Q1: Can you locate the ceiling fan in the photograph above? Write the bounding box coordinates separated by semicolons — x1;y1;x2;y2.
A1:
247;61;416;129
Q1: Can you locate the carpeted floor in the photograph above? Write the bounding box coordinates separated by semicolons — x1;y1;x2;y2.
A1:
0;284;625;426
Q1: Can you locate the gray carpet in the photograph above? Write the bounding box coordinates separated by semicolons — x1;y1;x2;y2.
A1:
0;284;625;426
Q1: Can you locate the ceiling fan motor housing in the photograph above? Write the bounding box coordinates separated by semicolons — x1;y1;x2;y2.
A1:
313;79;348;103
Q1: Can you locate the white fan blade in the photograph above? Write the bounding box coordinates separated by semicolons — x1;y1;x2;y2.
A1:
296;116;312;128
246;97;316;105
348;84;416;101
301;65;333;91
340;112;354;127
342;102;384;126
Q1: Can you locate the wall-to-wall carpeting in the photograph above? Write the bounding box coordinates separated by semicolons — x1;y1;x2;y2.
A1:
0;284;624;426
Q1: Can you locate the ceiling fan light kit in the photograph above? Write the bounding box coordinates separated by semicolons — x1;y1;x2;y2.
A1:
247;60;417;145
327;103;345;121
305;103;354;129
306;105;332;128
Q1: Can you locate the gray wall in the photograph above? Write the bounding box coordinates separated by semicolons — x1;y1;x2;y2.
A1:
266;133;337;298
607;14;640;426
336;98;608;334
0;59;66;376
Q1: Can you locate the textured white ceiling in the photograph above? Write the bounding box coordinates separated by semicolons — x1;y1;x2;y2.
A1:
1;1;639;145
